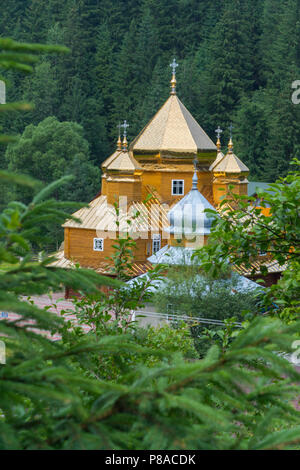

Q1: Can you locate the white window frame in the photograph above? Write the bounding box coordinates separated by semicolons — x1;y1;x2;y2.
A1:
172;179;184;196
93;238;104;252
152;234;161;254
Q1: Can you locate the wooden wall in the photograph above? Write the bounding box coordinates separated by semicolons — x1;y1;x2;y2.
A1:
141;170;194;204
141;169;213;205
213;177;248;205
64;227;168;266
105;177;142;205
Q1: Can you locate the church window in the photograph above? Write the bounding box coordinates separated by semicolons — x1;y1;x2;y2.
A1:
172;180;184;195
152;234;161;254
93;238;104;251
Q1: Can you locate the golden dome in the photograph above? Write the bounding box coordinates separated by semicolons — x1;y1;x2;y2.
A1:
131;95;217;155
101;150;122;170
106;150;141;172
213;141;249;174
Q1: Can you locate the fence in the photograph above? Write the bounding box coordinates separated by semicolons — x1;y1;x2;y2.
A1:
132;310;243;328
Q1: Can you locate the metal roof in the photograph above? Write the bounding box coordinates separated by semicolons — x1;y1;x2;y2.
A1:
248;181;273;197
106;150;142;172
101;149;122;169
234;259;287;276
213;151;249;173
209;150;225;171
51;250;153;278
167;173;217;235
131;95;217;154
148;245;196;265
63;195;169;233
126;270;262;295
63;196;108;230
148;245;286;276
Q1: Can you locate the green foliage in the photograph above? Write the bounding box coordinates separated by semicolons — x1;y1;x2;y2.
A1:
1;175;299;450
5;116;100;203
0;37;68;73
194;159;300;319
0;173;300;450
0;0;299;180
50;199;178;380
154;265;259;320
57;292;197;381
153;265;260;356
138;322;198;363
4;116;100;248
3;299;300;449
199;0;256;132
1;21;300;453
200;318;242;354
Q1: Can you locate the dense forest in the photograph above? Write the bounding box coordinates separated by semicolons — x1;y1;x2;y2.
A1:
0;0;300;207
1;12;300;452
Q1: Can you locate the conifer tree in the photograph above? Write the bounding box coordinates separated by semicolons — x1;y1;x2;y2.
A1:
199;0;256;137
0;0;300;185
22;60;59;124
2;34;300;452
112;19;143;139
233;91;269;180
258;0;286;85
92;24;116;158
261;0;300;179
23;0;49;43
135;58;169;129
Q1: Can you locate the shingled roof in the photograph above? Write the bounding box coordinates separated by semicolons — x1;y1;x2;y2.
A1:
101;149;122;169
213;151;249;174
62;195;169;233
209;150;225;171
105;150;142;172
131;95;217;154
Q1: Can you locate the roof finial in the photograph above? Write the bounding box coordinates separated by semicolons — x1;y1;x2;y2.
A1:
192;156;198;190
228;123;234;153
117;122;122;150
215;125;223;152
170;58;178;95
121;120;129;151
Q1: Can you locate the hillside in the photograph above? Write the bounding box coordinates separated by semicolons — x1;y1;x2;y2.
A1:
0;0;299;188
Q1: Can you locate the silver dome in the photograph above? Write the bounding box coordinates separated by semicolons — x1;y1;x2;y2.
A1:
167;171;217;236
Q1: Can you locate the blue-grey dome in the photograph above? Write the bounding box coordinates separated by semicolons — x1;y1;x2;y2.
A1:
167;171;217;236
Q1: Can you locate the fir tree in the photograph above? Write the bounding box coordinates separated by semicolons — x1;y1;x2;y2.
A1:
199;0;256;138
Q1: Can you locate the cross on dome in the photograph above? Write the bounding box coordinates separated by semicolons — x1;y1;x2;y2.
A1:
170;58;178;95
215;126;223;140
170;58;178;75
121;120;129;150
215;126;223;152
121;120;129;137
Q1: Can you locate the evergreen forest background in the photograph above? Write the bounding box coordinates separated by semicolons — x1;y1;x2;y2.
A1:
0;0;299;209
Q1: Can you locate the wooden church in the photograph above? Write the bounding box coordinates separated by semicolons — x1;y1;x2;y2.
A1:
53;60;283;288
